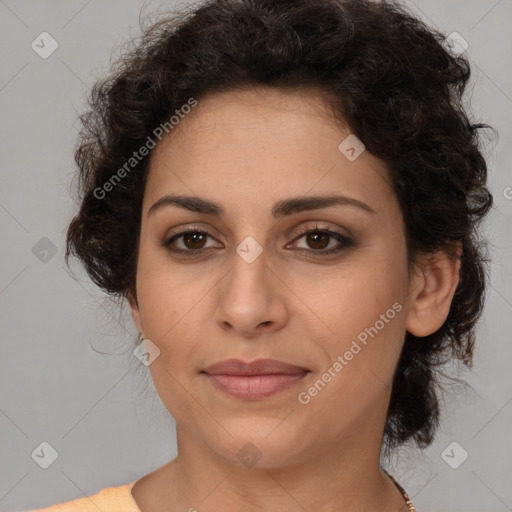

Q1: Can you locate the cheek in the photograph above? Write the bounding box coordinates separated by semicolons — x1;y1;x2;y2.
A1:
135;242;208;336
294;265;407;433
300;247;409;393
305;253;407;340
134;255;198;388
138;265;201;418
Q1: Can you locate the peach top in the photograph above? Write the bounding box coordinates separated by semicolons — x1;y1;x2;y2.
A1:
29;473;416;511
29;481;140;512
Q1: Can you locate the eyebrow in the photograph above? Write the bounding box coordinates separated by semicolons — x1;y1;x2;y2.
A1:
147;193;376;218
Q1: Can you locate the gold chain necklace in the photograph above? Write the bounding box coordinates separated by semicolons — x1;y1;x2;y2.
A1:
385;471;417;512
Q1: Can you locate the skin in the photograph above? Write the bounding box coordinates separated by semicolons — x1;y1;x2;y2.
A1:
127;86;461;511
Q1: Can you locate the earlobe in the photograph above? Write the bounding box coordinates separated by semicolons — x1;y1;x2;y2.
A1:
406;245;462;337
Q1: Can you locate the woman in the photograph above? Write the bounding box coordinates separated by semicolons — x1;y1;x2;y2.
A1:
31;0;493;510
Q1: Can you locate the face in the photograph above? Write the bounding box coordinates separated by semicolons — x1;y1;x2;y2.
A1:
130;86;418;469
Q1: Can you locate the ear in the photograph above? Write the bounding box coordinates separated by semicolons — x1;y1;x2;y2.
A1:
406;244;462;337
127;290;143;333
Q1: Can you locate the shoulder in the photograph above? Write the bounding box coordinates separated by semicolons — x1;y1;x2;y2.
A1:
28;481;140;512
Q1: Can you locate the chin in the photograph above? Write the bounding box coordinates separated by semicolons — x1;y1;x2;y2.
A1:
210;420;311;470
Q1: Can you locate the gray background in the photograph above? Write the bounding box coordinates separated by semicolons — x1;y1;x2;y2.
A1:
0;1;510;511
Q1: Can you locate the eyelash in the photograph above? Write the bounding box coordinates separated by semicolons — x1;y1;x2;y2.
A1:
162;224;355;257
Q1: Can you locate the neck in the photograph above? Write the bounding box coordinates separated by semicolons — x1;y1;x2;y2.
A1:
153;428;407;512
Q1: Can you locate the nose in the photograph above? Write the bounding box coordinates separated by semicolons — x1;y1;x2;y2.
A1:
214;245;289;339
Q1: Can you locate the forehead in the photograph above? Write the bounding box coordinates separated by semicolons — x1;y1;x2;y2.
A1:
143;87;396;218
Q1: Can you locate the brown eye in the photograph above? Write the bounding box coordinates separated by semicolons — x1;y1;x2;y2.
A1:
181;231;208;250
305;231;330;250
163;229;218;254
291;228;355;256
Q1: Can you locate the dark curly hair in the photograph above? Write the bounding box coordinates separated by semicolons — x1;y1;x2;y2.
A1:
65;0;493;449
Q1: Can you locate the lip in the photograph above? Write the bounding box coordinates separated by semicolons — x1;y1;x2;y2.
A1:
201;358;310;400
